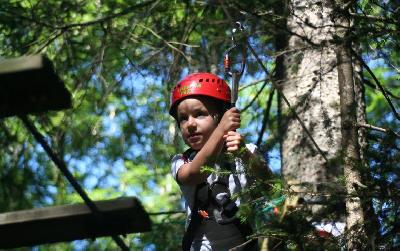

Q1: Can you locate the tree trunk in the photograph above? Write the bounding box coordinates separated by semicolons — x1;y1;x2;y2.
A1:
354;43;378;250
276;0;370;248
336;42;367;250
335;10;368;250
277;0;343;204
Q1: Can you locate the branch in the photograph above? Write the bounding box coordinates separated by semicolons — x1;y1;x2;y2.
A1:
56;0;159;29
241;76;271;112
356;122;400;138
137;24;190;63
6;0;157;30
165;5;206;88
250;40;330;163
349;12;398;24
229;237;257;251
232;1;321;47
22;29;63;53
257;88;275;147
369;39;400;74
363;79;400;100
167;41;199;48
239;78;268;91
371;1;398;15
350;47;400;121
272;46;313;58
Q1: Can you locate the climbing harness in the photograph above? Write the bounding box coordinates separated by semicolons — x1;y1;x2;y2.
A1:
180;149;255;251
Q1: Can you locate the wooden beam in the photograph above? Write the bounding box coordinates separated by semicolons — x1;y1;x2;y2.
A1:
0;197;151;249
0;54;71;118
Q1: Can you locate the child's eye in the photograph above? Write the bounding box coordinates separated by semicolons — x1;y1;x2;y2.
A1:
178;115;188;124
195;111;207;118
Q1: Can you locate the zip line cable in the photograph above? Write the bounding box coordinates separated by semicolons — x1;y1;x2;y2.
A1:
20;116;130;251
220;3;329;164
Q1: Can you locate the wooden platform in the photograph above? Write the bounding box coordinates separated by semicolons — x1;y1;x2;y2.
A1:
0;197;151;249
0;54;71;118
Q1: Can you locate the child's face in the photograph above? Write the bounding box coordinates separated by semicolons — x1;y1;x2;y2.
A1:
176;97;218;150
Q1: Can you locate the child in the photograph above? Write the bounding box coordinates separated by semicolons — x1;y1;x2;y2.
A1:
169;72;269;251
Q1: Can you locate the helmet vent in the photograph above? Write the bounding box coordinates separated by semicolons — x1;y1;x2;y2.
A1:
169;72;230;117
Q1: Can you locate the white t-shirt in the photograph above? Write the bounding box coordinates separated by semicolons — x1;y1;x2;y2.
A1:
171;144;257;251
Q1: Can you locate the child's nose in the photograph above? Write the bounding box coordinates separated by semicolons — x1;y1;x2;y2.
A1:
187;117;197;128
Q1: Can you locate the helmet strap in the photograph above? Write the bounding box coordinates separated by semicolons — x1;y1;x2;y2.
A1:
213;114;220;125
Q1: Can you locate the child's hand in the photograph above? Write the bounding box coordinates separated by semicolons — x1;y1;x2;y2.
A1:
223;131;243;152
218;107;240;134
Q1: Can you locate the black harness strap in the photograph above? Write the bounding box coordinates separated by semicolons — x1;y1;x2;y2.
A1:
182;149;205;251
182;182;208;251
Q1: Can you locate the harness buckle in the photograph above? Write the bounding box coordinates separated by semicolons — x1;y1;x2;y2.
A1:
198;210;209;219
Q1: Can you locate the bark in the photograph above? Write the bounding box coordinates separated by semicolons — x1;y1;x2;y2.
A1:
278;0;343;205
275;0;372;248
335;10;368;250
353;55;367;179
354;44;378;250
336;42;367;250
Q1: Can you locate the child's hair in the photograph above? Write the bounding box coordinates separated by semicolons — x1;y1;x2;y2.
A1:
169;72;232;122
209;98;231;124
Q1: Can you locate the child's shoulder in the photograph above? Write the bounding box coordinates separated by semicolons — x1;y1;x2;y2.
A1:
171;153;184;162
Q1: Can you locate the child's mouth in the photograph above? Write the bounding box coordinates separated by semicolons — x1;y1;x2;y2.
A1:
188;133;201;142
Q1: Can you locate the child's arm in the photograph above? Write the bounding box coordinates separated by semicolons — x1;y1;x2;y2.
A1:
224;131;272;180
176;107;241;185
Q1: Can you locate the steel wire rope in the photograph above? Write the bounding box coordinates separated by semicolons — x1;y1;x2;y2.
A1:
20;116;130;251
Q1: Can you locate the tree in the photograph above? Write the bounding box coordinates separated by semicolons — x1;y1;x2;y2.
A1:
233;0;398;249
276;0;344;208
274;0;371;248
273;0;398;249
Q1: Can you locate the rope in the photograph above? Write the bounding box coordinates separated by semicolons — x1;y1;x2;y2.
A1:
20;116;130;251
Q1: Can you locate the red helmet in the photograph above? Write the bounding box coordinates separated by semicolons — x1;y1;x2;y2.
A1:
169;72;231;117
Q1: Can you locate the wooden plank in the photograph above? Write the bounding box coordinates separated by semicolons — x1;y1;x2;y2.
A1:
0;54;71;117
0;197;151;249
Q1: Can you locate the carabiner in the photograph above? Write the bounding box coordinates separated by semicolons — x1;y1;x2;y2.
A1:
224;22;246;77
224;22;247;106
